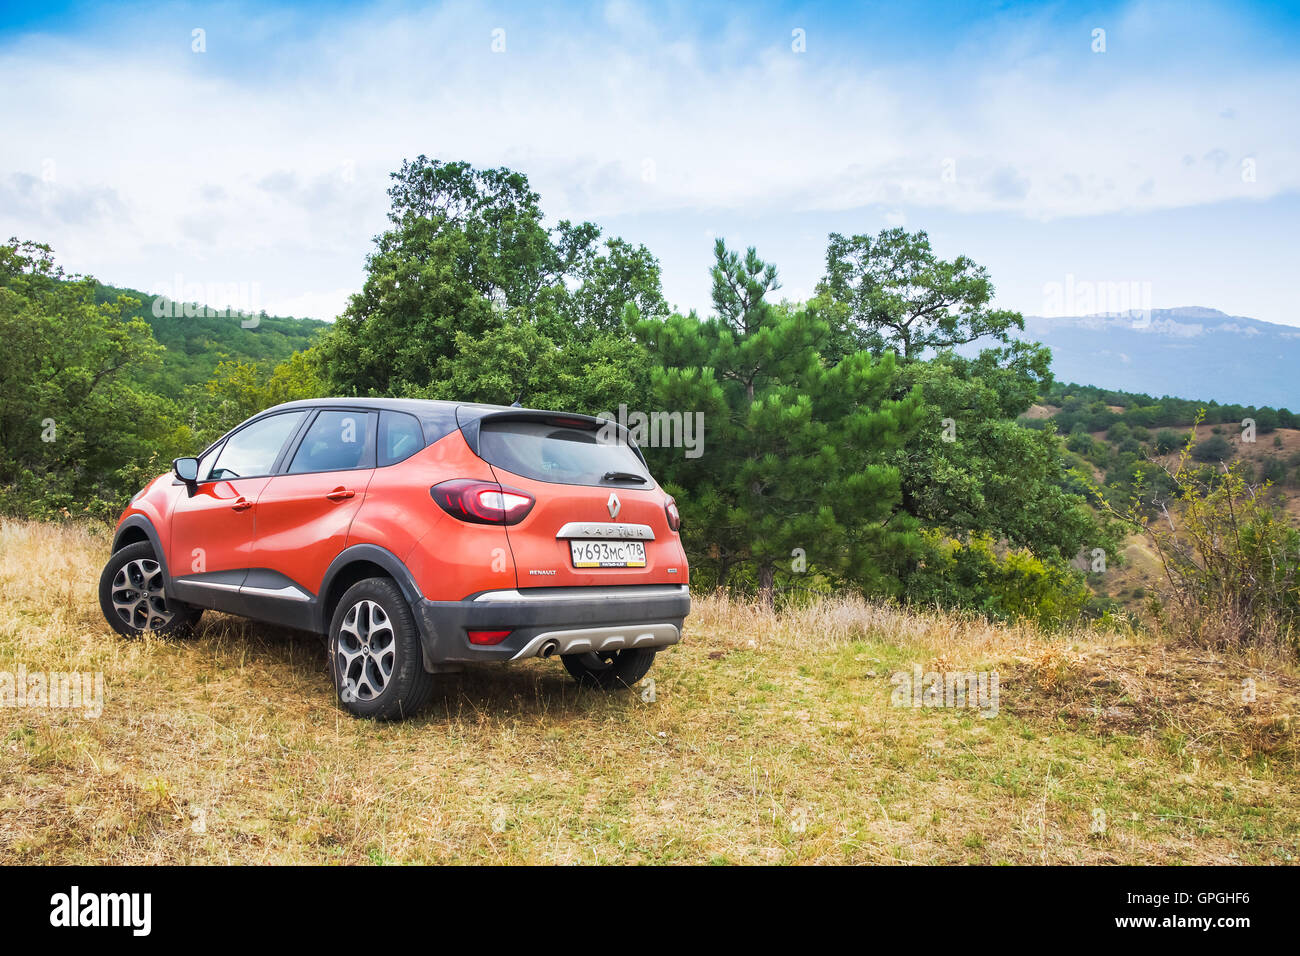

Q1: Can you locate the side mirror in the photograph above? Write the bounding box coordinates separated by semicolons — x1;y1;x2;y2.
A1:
172;457;199;484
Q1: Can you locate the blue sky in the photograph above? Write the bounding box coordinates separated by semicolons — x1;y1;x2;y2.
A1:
1;0;1298;324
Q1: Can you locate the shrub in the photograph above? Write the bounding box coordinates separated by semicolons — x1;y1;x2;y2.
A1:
1259;457;1287;485
1110;420;1300;656
1065;431;1094;455
1192;434;1233;462
1154;429;1184;454
906;534;1092;629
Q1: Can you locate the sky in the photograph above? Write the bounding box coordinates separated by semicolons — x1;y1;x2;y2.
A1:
1;0;1298;325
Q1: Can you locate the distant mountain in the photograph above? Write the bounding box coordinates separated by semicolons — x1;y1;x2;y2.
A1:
1018;307;1300;410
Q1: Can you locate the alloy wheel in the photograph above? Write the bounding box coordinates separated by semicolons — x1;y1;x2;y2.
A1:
336;599;397;701
110;558;175;632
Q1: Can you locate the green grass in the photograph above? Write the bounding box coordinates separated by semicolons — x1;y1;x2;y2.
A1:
1;518;1298;864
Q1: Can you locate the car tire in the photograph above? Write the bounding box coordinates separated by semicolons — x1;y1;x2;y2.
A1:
561;647;656;689
99;541;203;638
329;577;433;720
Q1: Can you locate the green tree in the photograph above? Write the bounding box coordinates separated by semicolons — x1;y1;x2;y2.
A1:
0;239;172;517
818;227;1024;360
560;237;668;335
424;322;648;415
319;157;661;409
892;343;1110;564
202;350;327;434
816;228;1107;577
637;241;924;604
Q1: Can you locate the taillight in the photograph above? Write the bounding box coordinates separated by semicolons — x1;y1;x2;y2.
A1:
467;629;512;645
431;479;535;525
664;495;681;532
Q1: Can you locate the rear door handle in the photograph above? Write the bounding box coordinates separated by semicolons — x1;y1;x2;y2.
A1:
325;487;356;501
231;497;252;512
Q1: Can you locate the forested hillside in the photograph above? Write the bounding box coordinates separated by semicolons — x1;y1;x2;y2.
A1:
3;158;1297;653
92;282;327;395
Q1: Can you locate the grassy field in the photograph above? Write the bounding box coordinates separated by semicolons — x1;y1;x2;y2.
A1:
1;518;1297;864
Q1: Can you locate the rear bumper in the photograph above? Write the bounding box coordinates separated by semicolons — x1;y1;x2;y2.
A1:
412;584;690;666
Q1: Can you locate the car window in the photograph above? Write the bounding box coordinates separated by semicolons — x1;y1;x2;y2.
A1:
197;440;225;479
288;410;373;474
478;419;650;486
206;412;306;480
378;411;424;467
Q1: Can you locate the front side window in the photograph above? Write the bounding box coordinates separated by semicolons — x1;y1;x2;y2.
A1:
288;410;373;474
206;412;306;480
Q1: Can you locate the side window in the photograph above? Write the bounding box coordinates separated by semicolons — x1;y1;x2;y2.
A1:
206;412;306;480
378;411;424;467
288;410;373;474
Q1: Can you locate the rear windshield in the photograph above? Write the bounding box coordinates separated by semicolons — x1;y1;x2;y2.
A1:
478;419;650;486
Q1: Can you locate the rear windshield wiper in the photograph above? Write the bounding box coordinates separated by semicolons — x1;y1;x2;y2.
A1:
602;471;647;483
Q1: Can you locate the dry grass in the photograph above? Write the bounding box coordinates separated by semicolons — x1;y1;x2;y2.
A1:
1;518;1297;864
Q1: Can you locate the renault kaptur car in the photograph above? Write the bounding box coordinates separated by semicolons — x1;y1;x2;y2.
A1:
98;399;690;719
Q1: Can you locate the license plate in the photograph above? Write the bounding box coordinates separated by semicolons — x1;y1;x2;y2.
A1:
570;539;646;568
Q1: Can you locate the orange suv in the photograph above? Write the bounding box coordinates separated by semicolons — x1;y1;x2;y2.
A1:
99;399;690;718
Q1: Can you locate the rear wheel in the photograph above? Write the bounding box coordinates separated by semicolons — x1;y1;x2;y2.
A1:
329;577;433;720
562;647;656;689
98;541;203;638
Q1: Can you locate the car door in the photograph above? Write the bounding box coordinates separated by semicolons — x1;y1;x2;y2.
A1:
242;408;377;626
167;410;308;610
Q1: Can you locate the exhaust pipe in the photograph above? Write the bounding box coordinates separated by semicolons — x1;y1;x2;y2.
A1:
538;640;560;659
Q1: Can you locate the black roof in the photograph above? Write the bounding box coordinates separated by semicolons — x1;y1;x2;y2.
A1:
265;397;504;438
256;398;614;450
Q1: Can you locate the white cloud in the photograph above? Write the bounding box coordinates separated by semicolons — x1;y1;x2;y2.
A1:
0;0;1296;318
265;287;356;322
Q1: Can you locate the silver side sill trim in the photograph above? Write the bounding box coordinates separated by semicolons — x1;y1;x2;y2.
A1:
176;579;311;602
554;521;655;540
241;584;311;602
176;579;241;593
473;585;689;603
510;623;681;661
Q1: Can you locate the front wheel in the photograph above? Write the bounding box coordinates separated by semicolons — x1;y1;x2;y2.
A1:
98;541;203;638
329;577;433;720
562;648;656;689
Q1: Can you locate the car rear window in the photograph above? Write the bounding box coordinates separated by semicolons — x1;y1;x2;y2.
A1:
378;411;424;467
477;419;650;486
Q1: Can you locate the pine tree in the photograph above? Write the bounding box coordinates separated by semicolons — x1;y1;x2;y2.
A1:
637;241;924;605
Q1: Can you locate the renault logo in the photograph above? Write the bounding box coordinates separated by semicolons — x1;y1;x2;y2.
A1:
607;492;621;519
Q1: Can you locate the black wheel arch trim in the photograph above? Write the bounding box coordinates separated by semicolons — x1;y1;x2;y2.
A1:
111;516;173;589
316;544;425;634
